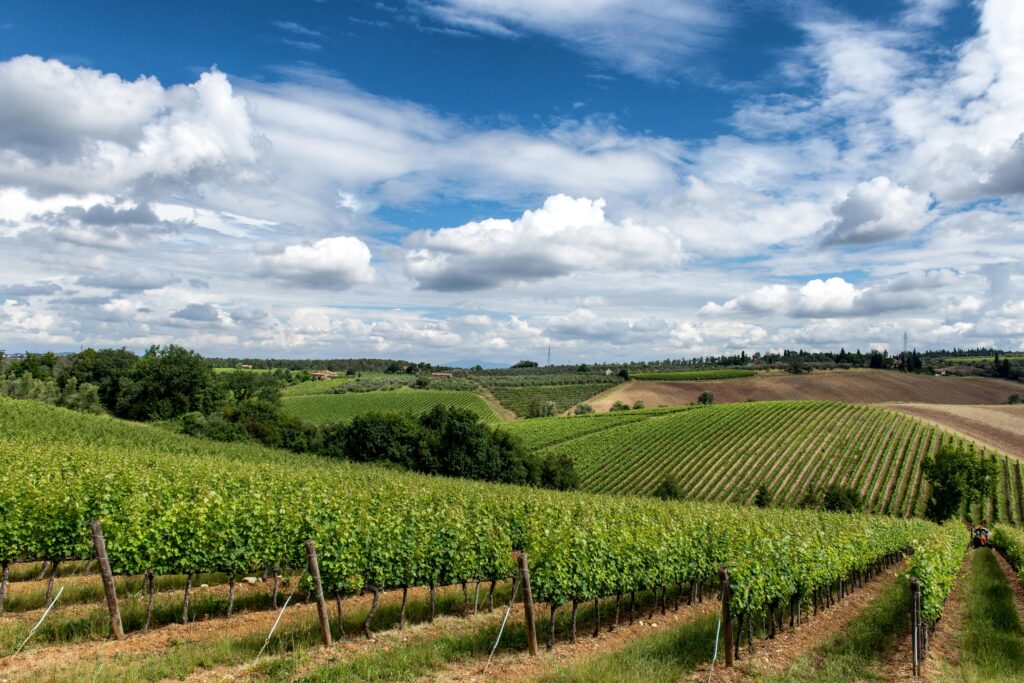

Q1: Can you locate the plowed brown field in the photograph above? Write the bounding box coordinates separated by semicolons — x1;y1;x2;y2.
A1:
591;370;1021;412
886;403;1024;460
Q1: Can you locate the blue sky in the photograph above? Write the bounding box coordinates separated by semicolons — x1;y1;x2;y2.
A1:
1;0;1022;363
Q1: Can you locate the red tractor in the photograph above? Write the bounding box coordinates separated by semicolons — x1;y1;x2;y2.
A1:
972;526;990;548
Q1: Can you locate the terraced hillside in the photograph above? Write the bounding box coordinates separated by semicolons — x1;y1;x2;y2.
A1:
591;369;1022;411
527;401;1021;522
282;388;501;423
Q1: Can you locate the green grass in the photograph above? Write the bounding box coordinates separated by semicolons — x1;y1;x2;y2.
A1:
763;575;909;682
541;612;718;683
1;571;233;612
954;548;1024;682
10;583;515;682
281;389;500;423
632;369;758;381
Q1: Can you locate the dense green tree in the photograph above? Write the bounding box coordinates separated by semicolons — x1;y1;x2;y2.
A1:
653;475;683;501
754;484;771;508
697;391;715;405
116;345;223;420
337;410;428;470
922;443;997;522
64;348;138;411
219;370;285;404
822;484;863;513
540;453;580;491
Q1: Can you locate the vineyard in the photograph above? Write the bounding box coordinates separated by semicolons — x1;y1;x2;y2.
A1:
0;397;968;680
632;370;758;381
472;372;622;417
532;401;1022;522
281;388;501;423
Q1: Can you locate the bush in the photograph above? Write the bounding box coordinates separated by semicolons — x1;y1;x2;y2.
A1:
754;484;771;508
822;484;862;513
1009;393;1023;405
609;400;631;412
574;402;594;414
654;475;683;501
697;391;715;405
632;400;646;410
540;453;580;491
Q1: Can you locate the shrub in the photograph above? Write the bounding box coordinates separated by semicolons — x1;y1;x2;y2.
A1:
1009;393;1023;405
822;484;863;513
697;391;715;405
754;484;771;508
654;475;683;501
609;400;631;412
574;402;594;414
632;400;646;410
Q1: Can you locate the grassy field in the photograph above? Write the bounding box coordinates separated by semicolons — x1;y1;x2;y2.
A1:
531;400;1020;522
954;548;1024;681
281;388;501;423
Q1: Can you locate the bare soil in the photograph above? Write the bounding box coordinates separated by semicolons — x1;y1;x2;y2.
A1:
886;403;1024;460
691;561;903;681
591;370;1022;412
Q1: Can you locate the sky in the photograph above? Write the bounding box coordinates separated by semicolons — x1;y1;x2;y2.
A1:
1;0;1023;364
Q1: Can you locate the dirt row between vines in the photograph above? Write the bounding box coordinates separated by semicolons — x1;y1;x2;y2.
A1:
690;560;904;682
886;403;1024;461
0;582;468;681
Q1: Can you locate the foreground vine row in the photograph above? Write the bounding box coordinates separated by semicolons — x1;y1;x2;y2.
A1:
0;397;948;639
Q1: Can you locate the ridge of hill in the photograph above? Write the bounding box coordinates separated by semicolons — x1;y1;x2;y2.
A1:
591;369;1021;411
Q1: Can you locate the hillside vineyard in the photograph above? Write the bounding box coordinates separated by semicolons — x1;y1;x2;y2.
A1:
0;397;964;637
521;401;1022;523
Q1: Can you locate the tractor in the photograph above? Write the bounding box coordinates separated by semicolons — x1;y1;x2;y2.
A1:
972;525;990;548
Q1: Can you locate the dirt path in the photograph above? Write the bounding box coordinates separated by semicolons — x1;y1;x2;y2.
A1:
591;371;1021;412
690;561;904;681
917;555;968;682
0;583;468;681
420;597;721;682
480;389;518;421
886;403;1024;460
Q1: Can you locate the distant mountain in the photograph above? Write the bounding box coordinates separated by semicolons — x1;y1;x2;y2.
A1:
443;358;506;370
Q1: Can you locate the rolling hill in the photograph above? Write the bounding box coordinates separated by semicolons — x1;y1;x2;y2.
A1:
281;388;502;423
590;369;1022;411
508;401;1020;524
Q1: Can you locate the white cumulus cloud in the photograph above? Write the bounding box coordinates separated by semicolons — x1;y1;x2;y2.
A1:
403;194;684;291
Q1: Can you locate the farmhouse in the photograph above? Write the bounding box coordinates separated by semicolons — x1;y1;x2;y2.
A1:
431;372;454;379
310;370;338;381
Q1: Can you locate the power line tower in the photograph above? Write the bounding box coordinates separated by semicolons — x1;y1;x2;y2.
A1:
547;346;551;366
903;331;908;357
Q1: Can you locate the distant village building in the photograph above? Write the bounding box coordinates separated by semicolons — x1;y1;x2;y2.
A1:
311;370;338;381
430;372;454;379
239;364;253;369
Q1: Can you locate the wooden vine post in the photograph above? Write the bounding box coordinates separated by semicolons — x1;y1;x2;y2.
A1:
305;539;332;646
517;551;538;656
90;520;124;640
720;566;733;668
910;577;921;677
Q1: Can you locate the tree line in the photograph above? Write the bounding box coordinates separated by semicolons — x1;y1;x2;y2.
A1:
0;346;577;491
